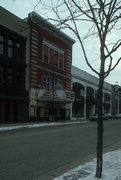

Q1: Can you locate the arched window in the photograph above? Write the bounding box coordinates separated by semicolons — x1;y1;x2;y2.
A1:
104;93;110;102
72;82;85;99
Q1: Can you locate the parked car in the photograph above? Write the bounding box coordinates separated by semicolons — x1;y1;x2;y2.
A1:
89;114;98;121
90;114;112;121
113;114;121;119
103;114;112;120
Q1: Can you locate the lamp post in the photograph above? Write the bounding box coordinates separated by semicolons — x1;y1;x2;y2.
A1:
36;84;41;121
51;53;58;121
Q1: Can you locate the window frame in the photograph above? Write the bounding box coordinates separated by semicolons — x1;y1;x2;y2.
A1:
0;30;25;62
7;38;14;58
42;40;64;69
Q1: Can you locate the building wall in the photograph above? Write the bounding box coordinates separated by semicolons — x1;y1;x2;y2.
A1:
71;66;112;120
111;85;121;117
0;7;29;124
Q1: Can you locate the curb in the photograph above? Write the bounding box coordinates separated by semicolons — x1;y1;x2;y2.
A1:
0;120;89;132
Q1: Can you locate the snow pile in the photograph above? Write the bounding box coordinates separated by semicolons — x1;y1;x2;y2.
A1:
53;150;121;180
0;121;88;131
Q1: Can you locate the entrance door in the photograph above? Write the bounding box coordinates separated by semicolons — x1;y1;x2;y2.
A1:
60;108;66;120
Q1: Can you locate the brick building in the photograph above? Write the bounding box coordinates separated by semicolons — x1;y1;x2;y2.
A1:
27;12;75;121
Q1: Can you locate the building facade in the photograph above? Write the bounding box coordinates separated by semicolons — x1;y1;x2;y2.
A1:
111;84;121;117
27;12;75;121
0;7;120;124
0;7;29;123
71;66;112;120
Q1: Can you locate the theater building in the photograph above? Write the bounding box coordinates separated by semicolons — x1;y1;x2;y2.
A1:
27;12;75;121
0;7;29;123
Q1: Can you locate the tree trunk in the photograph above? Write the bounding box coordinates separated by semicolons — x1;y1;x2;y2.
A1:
95;74;104;178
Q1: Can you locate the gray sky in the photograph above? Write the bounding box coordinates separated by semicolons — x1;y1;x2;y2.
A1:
1;0;121;85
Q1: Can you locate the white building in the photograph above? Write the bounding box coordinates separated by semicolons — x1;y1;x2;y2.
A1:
71;66;112;120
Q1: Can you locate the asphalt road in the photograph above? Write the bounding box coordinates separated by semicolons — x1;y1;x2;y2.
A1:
0;120;121;180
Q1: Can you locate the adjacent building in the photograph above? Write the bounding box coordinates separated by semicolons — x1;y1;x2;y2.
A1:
71;66;112;120
0;7;29;123
111;84;121;117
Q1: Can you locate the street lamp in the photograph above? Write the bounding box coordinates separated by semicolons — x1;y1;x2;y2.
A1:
51;53;58;121
36;84;41;121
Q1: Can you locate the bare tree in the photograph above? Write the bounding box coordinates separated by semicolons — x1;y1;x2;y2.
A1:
34;0;121;178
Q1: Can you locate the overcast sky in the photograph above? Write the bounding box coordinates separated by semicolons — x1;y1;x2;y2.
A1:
1;0;121;85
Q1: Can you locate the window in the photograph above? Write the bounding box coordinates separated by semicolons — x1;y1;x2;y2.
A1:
0;35;4;55
42;76;62;89
16;42;22;60
59;53;64;69
43;40;64;69
54;52;59;67
50;48;54;65
104;93;110;102
8;39;13;58
43;45;49;63
0;31;24;61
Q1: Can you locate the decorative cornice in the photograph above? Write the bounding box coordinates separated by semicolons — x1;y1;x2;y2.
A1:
28;11;75;46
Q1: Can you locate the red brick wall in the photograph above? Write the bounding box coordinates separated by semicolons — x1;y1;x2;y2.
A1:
29;22;72;90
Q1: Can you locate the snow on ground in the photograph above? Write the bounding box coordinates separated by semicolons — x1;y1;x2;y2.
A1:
0;121;88;131
53;149;121;180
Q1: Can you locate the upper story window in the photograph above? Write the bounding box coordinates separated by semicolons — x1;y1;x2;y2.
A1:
0;35;4;55
43;45;49;63
59;53;64;69
104;93;110;102
16;42;22;60
43;40;64;69
0;31;25;62
8;39;13;58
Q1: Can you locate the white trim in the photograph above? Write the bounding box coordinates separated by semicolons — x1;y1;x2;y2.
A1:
43;40;64;54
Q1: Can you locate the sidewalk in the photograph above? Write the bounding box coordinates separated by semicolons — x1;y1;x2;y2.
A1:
0;120;88;131
52;149;121;180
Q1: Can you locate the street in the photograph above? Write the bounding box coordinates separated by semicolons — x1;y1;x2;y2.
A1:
0;120;121;180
